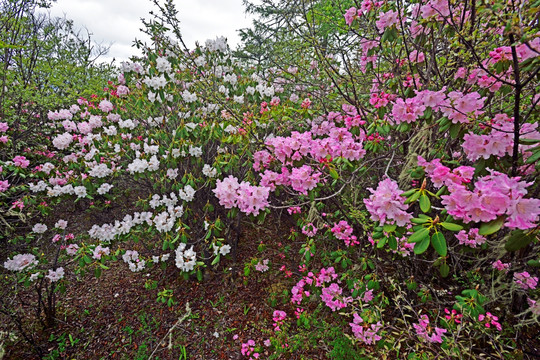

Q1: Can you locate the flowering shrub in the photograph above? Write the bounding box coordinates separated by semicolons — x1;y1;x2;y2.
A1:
1;0;539;358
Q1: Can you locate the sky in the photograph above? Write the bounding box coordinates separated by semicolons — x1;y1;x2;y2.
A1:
40;0;258;64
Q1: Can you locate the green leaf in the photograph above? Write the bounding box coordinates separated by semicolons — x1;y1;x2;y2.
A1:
388;236;398;250
383;224;397;233
162;240;169;251
196;270;203;282
478;217;505;235
431;232;447;256
525;148;540;164
377;236;388;248
411;217;430;224
449;123;460;138
409;227;430;243
439;263;450;277
504;230;536;252
83;255;92;264
405;190;421;204
414;235;430;255
94;267;101;278
211;255;220;266
440;222;463;231
329;168;339;179
419;194;431;213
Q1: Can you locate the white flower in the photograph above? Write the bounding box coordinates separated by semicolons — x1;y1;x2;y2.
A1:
219;244;231;256
3;254;38;272
188;145;202;157
179;185;196;202
156;57;172;73
46;267;64;282
175;243;197;272
74;186;87;198
182;90;197;103
55;220;68;229
66;244;79;255
33;223;47;234
97;183;114;195
167;168;178;179
89;163;112;178
202;164;217;177
52;132;73;150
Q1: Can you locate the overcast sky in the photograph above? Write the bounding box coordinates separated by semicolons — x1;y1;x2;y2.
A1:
40;0;258;64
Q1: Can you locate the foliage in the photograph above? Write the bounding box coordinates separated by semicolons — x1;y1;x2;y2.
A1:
1;0;539;358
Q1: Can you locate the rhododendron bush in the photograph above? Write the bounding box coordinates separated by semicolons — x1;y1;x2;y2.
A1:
1;0;539;358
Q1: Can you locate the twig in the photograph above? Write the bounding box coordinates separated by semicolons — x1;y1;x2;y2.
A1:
147;302;191;360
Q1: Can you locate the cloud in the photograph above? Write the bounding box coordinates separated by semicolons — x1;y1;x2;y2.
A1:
40;0;257;63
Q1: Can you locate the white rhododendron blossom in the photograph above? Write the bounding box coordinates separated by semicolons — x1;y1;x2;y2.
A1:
74;186;87;198
122;250;146;272
179;185;196;202
32;223;47;234
46;267;65;282
89;163;112;178
202;164;217;177
175;243;197;272
3;254;38;272
52;132;73;150
97;183;114;195
188;145;202;157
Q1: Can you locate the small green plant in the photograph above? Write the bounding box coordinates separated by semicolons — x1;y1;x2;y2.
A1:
157;288;177;307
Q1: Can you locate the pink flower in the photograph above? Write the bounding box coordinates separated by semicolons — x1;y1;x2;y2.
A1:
13;155;30;168
478;312;502;331
376;10;399;33
492;260;511;272
413;314;447;343
344;7;358;26
514;271;538;290
364;178;412;226
0;180;9;192
0;122;8;132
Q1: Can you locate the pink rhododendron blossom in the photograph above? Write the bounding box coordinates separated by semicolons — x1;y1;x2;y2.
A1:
0;180;9;192
478;312;502;331
363;178;412;226
514;271;538;290
93;245;110;260
376;10;399;33
391;97;426;124
255;259;269;272
492;260;511;272
344;7;358;26
413;315;447;343
302;223;318;237
272;310;287;331
349;313;383;344
455;229;486;248
13;155;30;168
321;283;352;311
213;176;270;216
0;122;8;132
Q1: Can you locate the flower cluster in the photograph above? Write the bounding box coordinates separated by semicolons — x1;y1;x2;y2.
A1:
440;170;540;229
213;175;270;216
455;229;486;248
349;313;383;344
3;254;38;272
413;315;447;343
514;271;538;290
331;220;358;247
175;243;197;272
363;178;412;226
